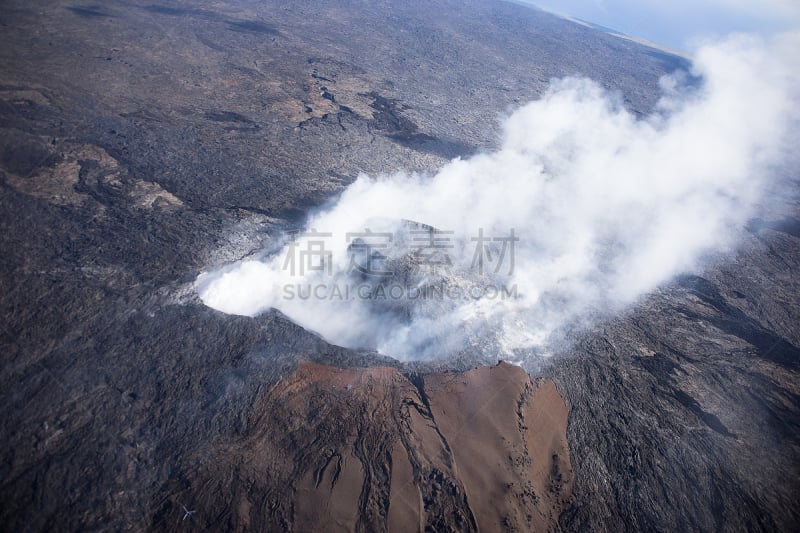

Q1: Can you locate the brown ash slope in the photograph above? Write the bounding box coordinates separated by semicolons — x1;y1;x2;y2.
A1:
155;361;572;532
0;0;798;531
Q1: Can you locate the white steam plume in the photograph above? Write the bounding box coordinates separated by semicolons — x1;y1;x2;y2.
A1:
196;33;799;362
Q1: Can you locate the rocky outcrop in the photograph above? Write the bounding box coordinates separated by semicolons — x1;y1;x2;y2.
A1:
1;0;796;531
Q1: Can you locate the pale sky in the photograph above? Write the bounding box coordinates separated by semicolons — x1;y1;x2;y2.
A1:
519;0;800;51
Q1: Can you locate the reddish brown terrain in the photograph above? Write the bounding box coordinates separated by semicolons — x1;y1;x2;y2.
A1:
153;361;572;531
2;1;798;531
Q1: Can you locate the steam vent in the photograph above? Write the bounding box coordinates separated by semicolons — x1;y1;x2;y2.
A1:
1;0;799;532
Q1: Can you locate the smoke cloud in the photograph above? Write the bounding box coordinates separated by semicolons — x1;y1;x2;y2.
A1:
196;33;799;363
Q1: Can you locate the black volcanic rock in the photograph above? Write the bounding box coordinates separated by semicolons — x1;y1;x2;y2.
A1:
549;204;800;531
0;0;797;532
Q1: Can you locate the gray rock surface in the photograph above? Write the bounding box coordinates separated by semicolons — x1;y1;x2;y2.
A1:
1;0;797;531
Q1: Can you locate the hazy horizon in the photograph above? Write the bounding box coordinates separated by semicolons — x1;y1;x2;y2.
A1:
516;0;800;51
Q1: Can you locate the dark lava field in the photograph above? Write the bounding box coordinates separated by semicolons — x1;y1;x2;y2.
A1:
1;0;798;531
